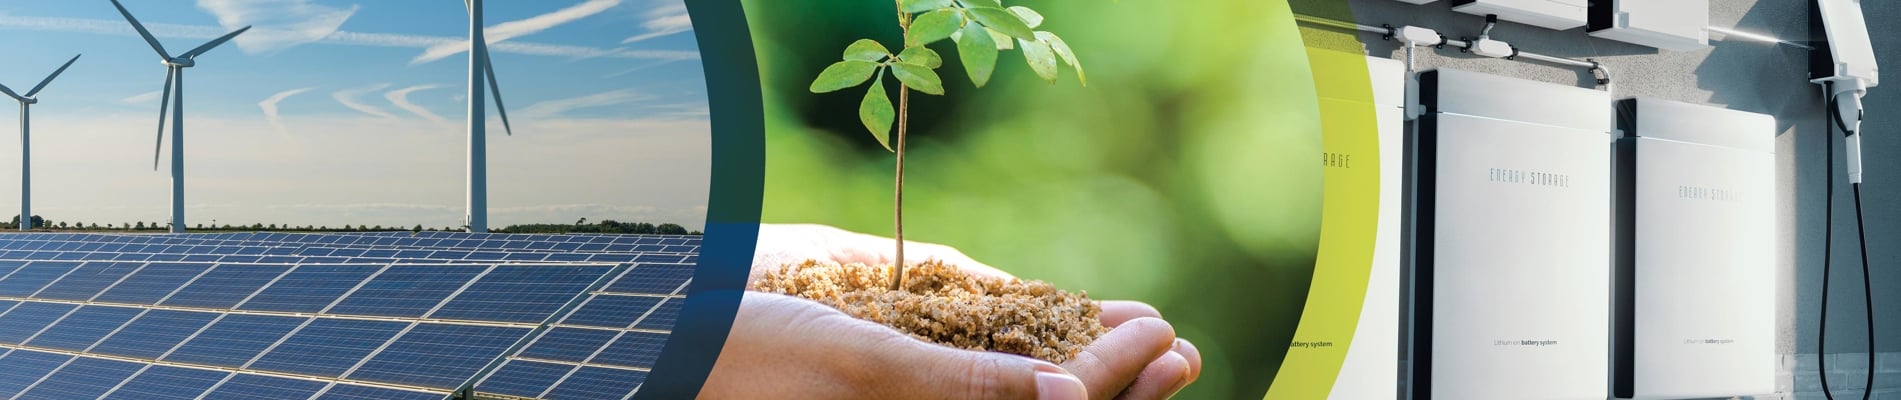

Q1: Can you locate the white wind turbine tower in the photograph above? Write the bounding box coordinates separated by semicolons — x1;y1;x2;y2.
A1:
110;0;250;234
0;54;80;231
463;0;517;233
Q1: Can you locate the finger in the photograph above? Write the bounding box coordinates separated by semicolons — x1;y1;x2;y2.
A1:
1061;317;1177;400
1099;301;1162;328
1173;339;1202;384
883;339;1088;400
1112;351;1192;400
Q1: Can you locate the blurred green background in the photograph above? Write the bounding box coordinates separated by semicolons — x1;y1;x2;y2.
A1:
741;1;1329;397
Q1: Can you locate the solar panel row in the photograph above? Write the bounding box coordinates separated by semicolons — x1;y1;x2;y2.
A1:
0;231;697;399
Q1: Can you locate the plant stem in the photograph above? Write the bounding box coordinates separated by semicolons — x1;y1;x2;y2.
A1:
890;1;911;291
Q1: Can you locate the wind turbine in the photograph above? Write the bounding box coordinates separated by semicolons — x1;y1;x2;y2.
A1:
109;0;250;234
463;0;516;233
0;54;80;231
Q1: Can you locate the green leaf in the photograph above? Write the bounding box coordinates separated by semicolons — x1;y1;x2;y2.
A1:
967;7;1035;40
1039;31;1085;86
891;62;945;95
1007;6;1043;29
1019;38;1058;83
899;0;955;13
955;23;998;88
843;39;890;62
860;75;895;151
897;46;943;69
988;27;1015;50
810;60;879;93
908;9;962;46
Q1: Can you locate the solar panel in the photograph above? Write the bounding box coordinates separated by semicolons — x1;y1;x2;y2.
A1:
239;265;383;313
163;314;306;367
606;264;694;294
203;373;329;399
0;302;77;344
317;384;446;400
102;365;228;400
92;310;220;359
519;327;620;363
545;366;647;400
591;331;670;368
348;323;529;389
561;295;662;329
326;266;486;318
160;264;289;309
18;355;144;399
0;261;80;297
429;265;610;323
0;349;72;397
0;231;696;399
475;360;573;398
247;318;409;377
25;305;142;351
93;263;206;304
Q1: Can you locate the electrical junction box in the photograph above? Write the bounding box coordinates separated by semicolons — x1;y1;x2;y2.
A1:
1452;0;1589;30
1413;68;1609;399
1588;0;1712;51
1612;98;1775;399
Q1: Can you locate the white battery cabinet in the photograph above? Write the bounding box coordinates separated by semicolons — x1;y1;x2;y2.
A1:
1588;0;1712;51
1412;68;1610;400
1612;98;1775;399
1451;0;1589;30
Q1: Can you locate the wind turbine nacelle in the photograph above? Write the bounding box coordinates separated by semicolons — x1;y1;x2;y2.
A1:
164;58;196;68
20;98;37;105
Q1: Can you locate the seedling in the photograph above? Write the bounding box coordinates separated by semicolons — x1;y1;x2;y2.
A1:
809;0;1085;290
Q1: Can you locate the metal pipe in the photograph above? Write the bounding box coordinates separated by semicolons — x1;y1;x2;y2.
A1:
1295;15;1610;91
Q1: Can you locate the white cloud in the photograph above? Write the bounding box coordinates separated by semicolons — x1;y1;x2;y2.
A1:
520;89;649;118
0;12;697;61
622;1;692;44
410;0;623;65
121;90;161;105
259;87;315;135
195;0;359;54
332;83;398;119
386;84;451;125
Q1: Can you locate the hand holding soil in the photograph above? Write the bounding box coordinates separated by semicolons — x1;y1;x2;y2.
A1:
704;224;1202;399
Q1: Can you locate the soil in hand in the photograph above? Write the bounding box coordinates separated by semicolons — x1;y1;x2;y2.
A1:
751;260;1109;364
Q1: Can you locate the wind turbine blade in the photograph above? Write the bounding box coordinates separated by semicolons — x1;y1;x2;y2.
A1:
25;54;81;98
109;0;171;58
484;56;514;135
154;68;175;171
0;83;21;102
181;26;252;59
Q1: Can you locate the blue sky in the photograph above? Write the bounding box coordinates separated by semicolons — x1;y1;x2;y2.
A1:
0;0;708;230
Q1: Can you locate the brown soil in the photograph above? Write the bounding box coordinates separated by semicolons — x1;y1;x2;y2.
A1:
751;260;1108;364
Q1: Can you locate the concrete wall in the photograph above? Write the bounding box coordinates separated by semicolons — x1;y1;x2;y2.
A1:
1342;0;1899;398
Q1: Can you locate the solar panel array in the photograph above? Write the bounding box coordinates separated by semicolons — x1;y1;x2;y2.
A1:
0;231;698;400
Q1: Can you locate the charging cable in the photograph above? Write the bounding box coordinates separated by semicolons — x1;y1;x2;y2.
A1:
1818;82;1876;400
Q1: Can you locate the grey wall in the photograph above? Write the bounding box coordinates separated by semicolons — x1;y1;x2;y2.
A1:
1343;0;1898;397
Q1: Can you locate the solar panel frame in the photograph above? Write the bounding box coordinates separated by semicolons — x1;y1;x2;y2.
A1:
0;231;695;399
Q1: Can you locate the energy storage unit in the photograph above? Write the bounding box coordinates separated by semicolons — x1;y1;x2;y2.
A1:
1413;68;1610;399
1451;0;1589;30
1587;0;1712;51
1612;98;1775;399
